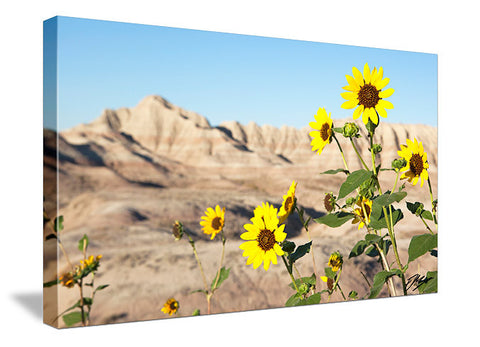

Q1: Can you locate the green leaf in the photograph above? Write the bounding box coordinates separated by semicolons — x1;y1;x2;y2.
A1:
369;206;403;230
324;267;336;280
408;233;438;263
43;279;60;288
421;210;433;221
62;311;85;327
349;240;368;258
288;274;316;291
288;241;312;264
192;309;201;316
211;267;230;291
285;293;303;307
78;234;89;252
368;269;402;299
338;169;372;199
304;293;321;305
365;245;379;257
321;168;349;175
314;212;355;228
417;271;437;294
54;215;64;232
373;191;407;207
94;284;110;294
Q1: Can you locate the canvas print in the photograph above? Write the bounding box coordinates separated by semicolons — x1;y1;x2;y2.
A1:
43;16;438;328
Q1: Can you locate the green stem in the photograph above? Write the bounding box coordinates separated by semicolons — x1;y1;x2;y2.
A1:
282;255;299;292
295;206;318;289
186;234;210;313
350;137;370;170
427;177;438;227
333;134;350;172
212;230;226;291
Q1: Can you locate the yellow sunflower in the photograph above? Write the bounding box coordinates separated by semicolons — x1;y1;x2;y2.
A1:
278;181;297;224
59;271;76;288
328;251;343;272
200;205;225;240
309;107;333;155
341;63;394;125
239;202;287;271
397;138;429;186
352;197;373;229
161;298;179;316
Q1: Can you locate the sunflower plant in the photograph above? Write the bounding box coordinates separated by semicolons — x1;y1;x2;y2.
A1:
43;211;109;327
171;204;230;316
313;63;437;298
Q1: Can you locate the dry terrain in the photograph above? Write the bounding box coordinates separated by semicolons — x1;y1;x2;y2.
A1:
43;95;438;327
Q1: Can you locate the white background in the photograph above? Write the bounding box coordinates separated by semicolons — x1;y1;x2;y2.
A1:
1;0;478;345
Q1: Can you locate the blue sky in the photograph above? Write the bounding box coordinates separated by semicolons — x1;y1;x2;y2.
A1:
44;16;437;131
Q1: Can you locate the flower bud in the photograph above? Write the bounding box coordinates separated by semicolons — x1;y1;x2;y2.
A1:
342;122;359;138
172;220;184;240
323;192;336;212
370;143;382;154
392;158;407;171
282;240;296;253
345;197;356;207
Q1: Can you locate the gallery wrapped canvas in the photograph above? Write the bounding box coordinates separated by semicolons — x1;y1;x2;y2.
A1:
43;16;438;328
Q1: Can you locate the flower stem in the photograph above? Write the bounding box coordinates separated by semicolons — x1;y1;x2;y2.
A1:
186;233;210;313
282;255;299;292
333;134;350;172
350;137;370;170
295;206;318;288
212;230;226;291
427;176;438;227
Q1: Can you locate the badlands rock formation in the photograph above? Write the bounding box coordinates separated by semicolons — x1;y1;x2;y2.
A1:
44;95;438;327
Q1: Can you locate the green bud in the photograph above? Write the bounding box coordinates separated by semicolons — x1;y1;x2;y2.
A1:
392;158;407;171
415;203;425;216
365;118;378;135
282;241;296;253
298;283;309;295
345;197;356;207
370;143;382;154
192;309;200;316
323;192;336;212
342;122;359;138
172;220;184;240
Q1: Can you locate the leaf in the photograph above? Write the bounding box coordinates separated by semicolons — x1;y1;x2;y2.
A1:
314;212;355;228
285;293;303;307
43;279;60;288
365;245;379;257
54;215;64;232
349;240;368;258
369;206;403;230
324;267;336;280
192;309;200;316
417;271;437;294
373;191;407;207
304;293;321;305
338;169;372;199
368;269;402;299
78;234;89;252
288;241;312;264
94;284;110;294
288;274;316;290
62;311;85;327
211;267;230;291
321;168;349;175
408;233;438;263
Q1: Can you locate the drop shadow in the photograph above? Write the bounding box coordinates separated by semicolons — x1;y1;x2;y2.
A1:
12;292;43;320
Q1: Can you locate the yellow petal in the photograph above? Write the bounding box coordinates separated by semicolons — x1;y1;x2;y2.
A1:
341;99;358;109
352;66;364;87
345;74;360;91
273;243;284;256
376;105;388;118
353;105;363;120
370;109;379;124
363;63;371;84
341;92;357;100
375;77;390;90
377;99;394;109
379;88;394;98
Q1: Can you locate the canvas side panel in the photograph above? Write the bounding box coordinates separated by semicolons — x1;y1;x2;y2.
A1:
43;16;60;328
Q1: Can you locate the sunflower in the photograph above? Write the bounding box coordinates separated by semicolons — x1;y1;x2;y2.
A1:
59;271;76;288
328;251;343;272
278;181;297;224
200;205;225;240
309;107;333;155
397;138;429;186
352;197;373;229
341;63;394;125
80;255;102;271
239;202;287;271
161;298;179;316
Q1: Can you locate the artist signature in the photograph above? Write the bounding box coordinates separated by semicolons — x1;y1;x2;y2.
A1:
405;274;433;292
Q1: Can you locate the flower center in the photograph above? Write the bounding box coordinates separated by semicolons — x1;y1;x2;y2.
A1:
320;123;332;141
257;229;276;251
169;301;178;310
211;217;222;230
409;153;424;176
358;83;380;108
284;197;293;213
